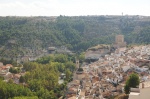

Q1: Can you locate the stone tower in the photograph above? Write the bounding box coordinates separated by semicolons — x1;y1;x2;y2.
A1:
113;35;126;48
115;35;124;43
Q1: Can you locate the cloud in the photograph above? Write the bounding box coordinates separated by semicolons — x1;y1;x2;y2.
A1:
0;0;149;16
0;0;57;16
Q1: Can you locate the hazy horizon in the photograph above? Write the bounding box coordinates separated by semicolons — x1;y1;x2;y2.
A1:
0;0;150;16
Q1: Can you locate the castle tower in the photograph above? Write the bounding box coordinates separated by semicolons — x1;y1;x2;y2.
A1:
115;35;124;43
113;34;126;48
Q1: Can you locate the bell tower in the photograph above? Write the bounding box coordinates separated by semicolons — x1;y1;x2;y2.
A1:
76;59;79;69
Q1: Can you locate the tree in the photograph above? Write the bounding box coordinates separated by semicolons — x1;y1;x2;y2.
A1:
8;79;14;83
0;76;4;80
54;54;68;63
36;56;52;64
78;52;85;63
65;69;72;81
13;96;38;99
65;61;75;72
77;68;83;72
124;73;140;94
9;67;20;74
19;76;25;83
124;84;130;94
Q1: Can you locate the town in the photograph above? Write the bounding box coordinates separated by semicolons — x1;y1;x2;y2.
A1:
0;62;24;84
66;35;150;99
1;35;150;99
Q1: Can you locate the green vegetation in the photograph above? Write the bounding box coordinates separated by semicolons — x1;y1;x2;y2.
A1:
0;58;17;66
136;26;150;44
78;52;85;63
124;73;140;94
0;76;4;80
1;16;150;58
77;68;84;72
0;15;150;98
0;54;75;99
12;96;38;99
0;79;34;99
9;67;21;74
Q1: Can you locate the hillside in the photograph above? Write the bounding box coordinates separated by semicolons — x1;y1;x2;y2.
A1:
0;15;150;58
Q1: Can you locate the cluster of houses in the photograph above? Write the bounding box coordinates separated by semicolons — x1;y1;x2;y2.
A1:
66;45;150;99
0;62;24;84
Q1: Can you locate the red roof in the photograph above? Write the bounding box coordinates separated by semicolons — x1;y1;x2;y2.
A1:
1;66;7;69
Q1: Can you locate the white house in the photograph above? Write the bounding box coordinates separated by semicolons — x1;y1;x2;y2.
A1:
129;81;150;99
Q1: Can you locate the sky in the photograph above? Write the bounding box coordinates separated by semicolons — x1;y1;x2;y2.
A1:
0;0;150;16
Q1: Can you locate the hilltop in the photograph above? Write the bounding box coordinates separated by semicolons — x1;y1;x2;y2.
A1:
0;15;150;59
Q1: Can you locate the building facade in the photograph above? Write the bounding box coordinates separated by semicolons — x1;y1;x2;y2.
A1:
129;82;150;99
113;35;126;48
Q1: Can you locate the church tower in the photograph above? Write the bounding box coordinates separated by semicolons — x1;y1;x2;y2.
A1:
76;59;79;69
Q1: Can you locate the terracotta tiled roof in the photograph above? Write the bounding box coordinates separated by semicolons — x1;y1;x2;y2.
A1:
1;66;7;69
